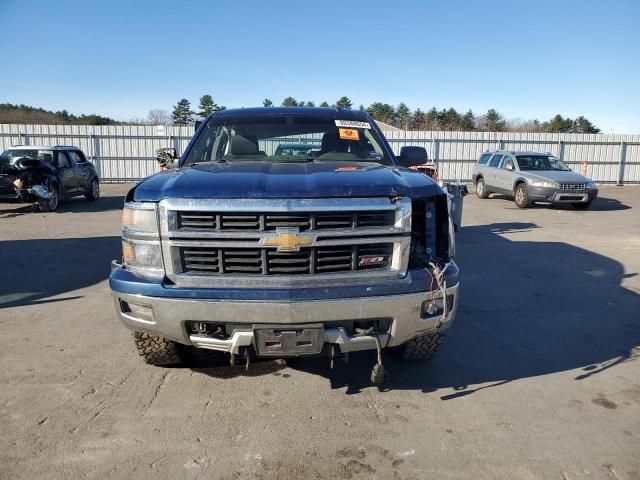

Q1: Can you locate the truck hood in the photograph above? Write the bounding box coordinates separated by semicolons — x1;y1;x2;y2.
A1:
521;170;593;183
132;161;440;201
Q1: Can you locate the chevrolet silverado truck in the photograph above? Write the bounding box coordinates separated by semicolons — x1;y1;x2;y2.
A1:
109;107;459;382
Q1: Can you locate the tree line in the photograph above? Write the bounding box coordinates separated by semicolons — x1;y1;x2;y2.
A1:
170;95;600;133
0;103;121;125
0;98;601;134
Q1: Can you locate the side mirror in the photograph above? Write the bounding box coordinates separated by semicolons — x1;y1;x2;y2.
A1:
397;146;428;168
505;161;514;171
155;147;178;169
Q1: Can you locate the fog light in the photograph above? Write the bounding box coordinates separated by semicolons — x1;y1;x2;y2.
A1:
120;300;154;323
421;299;443;318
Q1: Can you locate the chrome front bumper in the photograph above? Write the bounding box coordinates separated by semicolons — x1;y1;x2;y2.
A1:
113;283;459;355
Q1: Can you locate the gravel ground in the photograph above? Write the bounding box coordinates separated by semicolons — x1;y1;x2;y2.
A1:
0;185;639;480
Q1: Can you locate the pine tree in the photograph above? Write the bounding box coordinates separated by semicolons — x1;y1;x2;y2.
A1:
482;109;506;131
335;96;353;110
282;97;299;107
197;95;217;117
319;101;330;108
263;99;273;107
460;110;476;131
172;99;194;125
395;103;411;129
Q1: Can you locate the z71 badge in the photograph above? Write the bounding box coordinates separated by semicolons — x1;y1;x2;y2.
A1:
358;255;387;267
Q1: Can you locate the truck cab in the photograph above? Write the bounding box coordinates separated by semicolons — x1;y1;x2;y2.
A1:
109;108;459;383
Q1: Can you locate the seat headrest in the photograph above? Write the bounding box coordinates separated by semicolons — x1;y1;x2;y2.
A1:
230;134;259;155
321;132;349;153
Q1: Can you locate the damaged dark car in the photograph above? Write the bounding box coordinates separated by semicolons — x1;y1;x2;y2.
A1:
0;146;100;211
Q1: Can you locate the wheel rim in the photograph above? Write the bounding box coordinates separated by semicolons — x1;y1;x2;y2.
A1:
477;181;484;195
92;180;99;197
516;188;524;204
49;188;58;210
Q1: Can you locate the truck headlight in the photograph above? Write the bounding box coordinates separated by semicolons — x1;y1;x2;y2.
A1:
123;202;158;235
122;202;162;277
529;180;558;188
122;240;163;269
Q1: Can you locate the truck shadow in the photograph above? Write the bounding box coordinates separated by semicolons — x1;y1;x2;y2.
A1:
0;236;121;309
288;222;640;396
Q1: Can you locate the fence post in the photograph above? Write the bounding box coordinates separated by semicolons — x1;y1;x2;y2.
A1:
433;139;440;172
497;139;504;150
93;133;102;178
558;140;565;161
617;142;627;186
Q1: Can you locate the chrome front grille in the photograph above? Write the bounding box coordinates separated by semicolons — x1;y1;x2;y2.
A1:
177;210;395;232
560;183;586;191
180;244;394;276
159;198;412;288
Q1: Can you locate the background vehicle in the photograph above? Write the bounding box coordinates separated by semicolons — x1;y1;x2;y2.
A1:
472;150;598;209
110;107;459;384
0;145;100;211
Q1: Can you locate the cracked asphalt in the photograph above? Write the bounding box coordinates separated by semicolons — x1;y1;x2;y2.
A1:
0;185;639;479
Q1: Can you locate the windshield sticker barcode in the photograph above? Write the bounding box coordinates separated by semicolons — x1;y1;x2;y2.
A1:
335;120;371;129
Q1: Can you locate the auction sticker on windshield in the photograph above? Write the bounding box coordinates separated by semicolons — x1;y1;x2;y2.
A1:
338;128;360;141
335;120;371;129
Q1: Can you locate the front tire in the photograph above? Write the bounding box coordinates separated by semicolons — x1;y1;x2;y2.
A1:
476;178;489;199
514;183;530;209
38;184;59;212
133;332;183;366
85;178;99;201
391;331;445;361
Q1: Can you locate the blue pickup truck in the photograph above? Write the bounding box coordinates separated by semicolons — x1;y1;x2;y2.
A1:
109;107;459;382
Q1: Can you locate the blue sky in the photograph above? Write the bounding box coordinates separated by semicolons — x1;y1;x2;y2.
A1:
1;0;639;132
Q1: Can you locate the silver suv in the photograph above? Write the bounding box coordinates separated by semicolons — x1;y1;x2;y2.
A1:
471;150;598;209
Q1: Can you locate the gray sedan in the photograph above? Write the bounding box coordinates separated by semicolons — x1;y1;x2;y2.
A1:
471;150;598;209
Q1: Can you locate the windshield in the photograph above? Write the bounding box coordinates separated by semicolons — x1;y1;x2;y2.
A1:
0;149;54;165
183;115;392;166
516;155;571;171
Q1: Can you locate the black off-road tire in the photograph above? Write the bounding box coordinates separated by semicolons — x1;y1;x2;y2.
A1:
514;183;530;209
392;331;445;361
133;332;183;366
476;178;489;199
572;201;592;210
38;183;60;212
85;178;100;201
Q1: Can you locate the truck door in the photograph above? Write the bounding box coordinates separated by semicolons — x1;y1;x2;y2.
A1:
56;151;76;196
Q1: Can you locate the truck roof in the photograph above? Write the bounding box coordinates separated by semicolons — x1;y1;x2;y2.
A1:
214;107;369;120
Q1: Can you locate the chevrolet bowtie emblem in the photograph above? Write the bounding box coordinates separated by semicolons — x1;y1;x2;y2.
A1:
259;228;317;252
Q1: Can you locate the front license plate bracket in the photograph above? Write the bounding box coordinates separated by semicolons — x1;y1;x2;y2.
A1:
254;323;324;356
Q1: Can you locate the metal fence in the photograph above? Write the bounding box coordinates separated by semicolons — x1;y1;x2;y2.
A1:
1;124;639;184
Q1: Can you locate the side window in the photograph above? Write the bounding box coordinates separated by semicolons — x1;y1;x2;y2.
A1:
488;154;503;167
69;150;87;163
478;153;491;165
501;156;515;169
57;151;70;168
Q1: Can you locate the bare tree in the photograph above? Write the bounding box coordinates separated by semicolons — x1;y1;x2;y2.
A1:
147;109;171;125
